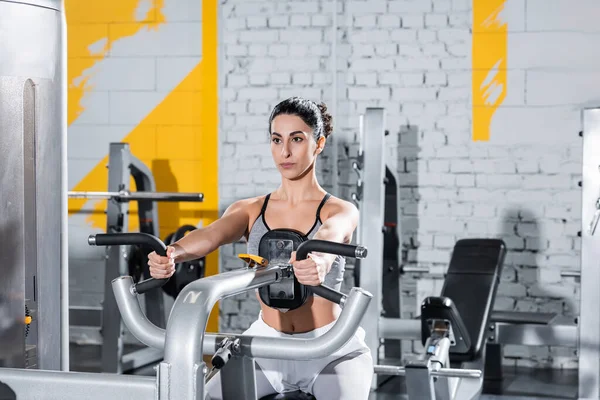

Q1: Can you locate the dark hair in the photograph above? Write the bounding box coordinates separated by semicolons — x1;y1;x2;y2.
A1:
268;97;334;140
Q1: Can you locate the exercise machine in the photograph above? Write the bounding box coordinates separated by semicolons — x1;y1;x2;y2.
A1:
0;233;372;400
68;142;205;373
0;0;67;371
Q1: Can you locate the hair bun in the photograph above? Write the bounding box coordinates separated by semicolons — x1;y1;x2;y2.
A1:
317;102;334;138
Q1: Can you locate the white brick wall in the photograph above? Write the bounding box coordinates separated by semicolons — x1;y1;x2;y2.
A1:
218;0;594;369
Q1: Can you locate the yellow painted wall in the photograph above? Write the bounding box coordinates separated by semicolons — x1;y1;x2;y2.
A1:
472;0;508;141
66;0;220;332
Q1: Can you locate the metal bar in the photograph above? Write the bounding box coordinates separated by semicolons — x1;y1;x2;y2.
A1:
492;319;578;347
0;368;155;400
578;107;600;399
379;317;421;340
560;270;580;278
112;276;166;349
221;356;257;400
374;365;482;379
68;190;204;202
237;288;372;359
122;347;164;371
357;108;386;390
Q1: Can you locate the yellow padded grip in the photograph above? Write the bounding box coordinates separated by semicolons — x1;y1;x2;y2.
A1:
238;253;268;267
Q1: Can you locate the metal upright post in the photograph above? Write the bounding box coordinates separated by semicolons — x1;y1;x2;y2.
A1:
579;108;600;399
101;144;132;373
357;108;386;389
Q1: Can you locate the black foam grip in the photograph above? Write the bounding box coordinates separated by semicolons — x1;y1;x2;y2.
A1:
90;232;169;293
310;285;345;305
296;240;359;261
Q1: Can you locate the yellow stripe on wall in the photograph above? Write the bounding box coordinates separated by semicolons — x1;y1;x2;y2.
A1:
472;0;508;141
67;0;220;332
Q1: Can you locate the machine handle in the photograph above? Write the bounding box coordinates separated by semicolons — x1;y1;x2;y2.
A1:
295;240;368;306
89;232;169;294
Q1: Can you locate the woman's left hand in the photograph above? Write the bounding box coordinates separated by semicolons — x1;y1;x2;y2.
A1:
290;251;330;286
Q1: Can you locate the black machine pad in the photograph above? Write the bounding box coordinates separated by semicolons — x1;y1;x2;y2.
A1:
421;238;506;362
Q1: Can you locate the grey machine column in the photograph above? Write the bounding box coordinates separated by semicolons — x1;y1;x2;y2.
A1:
579;107;600;400
102;142;166;373
0;0;64;371
356;108;386;389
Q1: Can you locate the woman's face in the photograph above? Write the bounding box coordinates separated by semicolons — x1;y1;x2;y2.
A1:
270;114;324;180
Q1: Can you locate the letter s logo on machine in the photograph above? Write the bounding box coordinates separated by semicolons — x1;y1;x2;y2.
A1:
182;290;203;304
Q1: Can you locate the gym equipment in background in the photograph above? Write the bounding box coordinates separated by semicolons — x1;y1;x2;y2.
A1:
0;0;67;371
68;142;204;373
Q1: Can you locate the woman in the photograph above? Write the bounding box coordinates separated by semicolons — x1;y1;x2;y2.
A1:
148;97;373;399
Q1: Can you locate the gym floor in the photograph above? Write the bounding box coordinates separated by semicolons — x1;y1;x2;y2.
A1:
70;343;576;399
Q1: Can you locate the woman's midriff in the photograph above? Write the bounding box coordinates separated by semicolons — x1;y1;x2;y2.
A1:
257;293;341;333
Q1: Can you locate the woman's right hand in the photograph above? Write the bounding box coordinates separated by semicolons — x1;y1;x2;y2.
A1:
148;246;176;279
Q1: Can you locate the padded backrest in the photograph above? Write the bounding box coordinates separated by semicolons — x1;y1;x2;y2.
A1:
440;238;506;361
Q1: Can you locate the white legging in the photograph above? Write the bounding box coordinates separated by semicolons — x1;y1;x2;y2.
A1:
205;350;373;400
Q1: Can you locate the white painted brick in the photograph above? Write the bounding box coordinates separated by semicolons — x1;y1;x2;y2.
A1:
500;283;527;297
280;29;322;43
378;72;400;85
249;73;269;85
238;30;279;43
268;15;289;28
402;14;425;28
352;44;375;57
446;71;469;87
440;57;469;70
347;1;387;13
527;70;600;107
433;0;451;12
279;87;322;100
246;16;267;28
522;175;572;190
527;0;600;33
390;29;419;42
451;203;472;217
249;44;269;57
451;0;469;11
354;15;377;28
92;58;155;91
417;249;453;263
417;29;437;43
392;87;437;102
437;28;470;44
348;87;390;100
274;58;320;71
289;45;310;57
227;102;247;114
225;17;246;30
351;58;394;71
227;44;248;56
109;91;163;124
378;14;401;28
399;44;422;57
422;43;448;57
490;107;580;145
290;14;311;27
510;32;600;70
237;87;278;100
234;2;275;16
515;160;539;174
428;159;450;172
311;44;330;56
248;102;270;115
448;12;469;28
312;15;330;27
268;44;288;57
434;234;455;248
351;30;391;43
278;2;319;14
465;220;489;234
271;72;291;85
355;72;377;86
375;44;399;57
395;57;440;71
473;204;495;217
455;174;475;187
389;1;432;13
292;72;312;85
425;14;448;28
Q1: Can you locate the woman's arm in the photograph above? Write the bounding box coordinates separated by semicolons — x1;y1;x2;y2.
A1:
170;199;252;263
